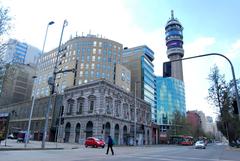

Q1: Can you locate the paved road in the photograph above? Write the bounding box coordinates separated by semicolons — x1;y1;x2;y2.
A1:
0;143;239;161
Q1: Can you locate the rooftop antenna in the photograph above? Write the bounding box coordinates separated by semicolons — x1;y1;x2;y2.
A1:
171;10;174;19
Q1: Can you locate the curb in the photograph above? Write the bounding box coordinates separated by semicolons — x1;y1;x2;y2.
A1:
0;148;64;151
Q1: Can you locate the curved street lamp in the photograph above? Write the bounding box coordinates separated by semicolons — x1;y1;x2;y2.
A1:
164;53;240;119
41;21;55;55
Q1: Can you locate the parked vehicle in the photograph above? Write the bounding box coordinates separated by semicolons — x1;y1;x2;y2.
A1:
17;131;28;143
84;137;105;148
7;134;15;139
195;140;206;149
229;140;240;148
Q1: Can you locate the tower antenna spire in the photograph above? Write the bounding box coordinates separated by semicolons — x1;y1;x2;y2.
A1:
171;10;174;19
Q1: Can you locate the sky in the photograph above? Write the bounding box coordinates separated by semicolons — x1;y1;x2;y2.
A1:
1;0;240;120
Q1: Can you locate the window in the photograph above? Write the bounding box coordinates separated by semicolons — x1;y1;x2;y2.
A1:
89;101;94;112
130;105;134;121
92;56;95;61
98;49;102;54
93;48;96;54
115;100;121;117
67;99;74;115
91;64;95;69
88;95;96;113
123;103;128;119
79;71;83;77
106;97;113;114
78;80;82;85
77;98;84;114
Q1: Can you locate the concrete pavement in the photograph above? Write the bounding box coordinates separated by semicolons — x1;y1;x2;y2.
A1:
0;142;240;161
0;139;83;150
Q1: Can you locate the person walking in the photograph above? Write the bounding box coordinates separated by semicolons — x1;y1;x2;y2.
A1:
106;135;114;155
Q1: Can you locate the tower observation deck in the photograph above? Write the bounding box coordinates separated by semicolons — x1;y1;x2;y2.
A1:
165;10;184;81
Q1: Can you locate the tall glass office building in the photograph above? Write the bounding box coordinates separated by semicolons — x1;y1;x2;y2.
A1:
156;76;186;131
123;45;157;122
2;39;41;65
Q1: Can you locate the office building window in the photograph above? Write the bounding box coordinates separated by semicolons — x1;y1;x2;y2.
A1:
93;48;96;54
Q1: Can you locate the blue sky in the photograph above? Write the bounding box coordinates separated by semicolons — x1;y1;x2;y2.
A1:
2;0;240;120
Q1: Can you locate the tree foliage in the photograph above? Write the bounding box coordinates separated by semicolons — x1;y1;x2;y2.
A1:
208;65;240;142
0;6;11;40
168;111;192;136
0;5;12;68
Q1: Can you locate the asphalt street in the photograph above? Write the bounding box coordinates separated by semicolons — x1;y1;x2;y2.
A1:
0;143;239;161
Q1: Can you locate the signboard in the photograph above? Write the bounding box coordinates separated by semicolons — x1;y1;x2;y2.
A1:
0;113;10;141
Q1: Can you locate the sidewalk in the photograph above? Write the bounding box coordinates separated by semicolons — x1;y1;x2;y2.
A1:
0;139;84;151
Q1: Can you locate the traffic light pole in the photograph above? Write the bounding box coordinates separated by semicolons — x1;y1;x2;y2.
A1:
164;53;240;119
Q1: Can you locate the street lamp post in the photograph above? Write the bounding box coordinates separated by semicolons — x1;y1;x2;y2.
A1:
134;81;140;146
24;76;37;148
41;21;55;55
38;20;55;148
41;20;68;149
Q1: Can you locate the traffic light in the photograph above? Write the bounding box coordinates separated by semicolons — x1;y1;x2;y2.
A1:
163;62;172;77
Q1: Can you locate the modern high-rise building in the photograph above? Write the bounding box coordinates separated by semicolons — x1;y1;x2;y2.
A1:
156;76;186;130
1;39;41;65
165;10;184;81
122;45;157;122
34;34;126;98
155;11;186;134
0;64;36;106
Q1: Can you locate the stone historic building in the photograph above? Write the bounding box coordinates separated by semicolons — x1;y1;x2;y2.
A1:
59;79;152;145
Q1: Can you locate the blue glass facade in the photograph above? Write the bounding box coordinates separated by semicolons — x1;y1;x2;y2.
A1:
142;56;157;122
12;42;28;64
123;45;157;122
4;39;28;64
156;76;186;125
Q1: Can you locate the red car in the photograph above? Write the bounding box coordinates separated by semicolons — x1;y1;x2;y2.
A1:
84;137;105;148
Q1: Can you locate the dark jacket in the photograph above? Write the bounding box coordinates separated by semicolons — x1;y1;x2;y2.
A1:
108;136;113;146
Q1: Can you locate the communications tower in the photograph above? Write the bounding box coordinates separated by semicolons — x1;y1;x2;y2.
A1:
165;10;184;81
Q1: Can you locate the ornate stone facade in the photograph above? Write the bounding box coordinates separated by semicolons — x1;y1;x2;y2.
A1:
60;79;152;145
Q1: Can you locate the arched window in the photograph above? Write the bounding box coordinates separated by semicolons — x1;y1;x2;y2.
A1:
88;95;96;113
123;103;128;119
64;122;71;142
114;100;121;117
75;123;81;143
67;99;74;115
77;97;84;114
86;121;93;138
105;96;113;114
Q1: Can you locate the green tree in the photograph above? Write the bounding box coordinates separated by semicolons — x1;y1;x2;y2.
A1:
208;65;240;143
168;111;192;136
0;5;12;64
